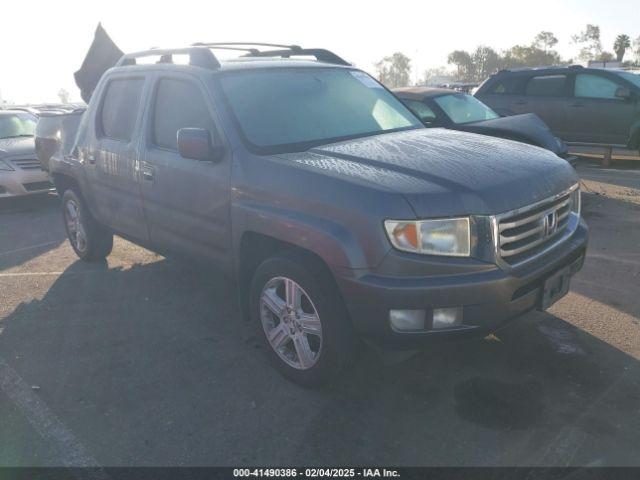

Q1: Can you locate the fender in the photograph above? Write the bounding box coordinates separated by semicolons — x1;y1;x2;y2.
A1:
232;201;374;273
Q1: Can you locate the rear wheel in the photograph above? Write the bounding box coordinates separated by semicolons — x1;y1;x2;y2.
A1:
62;189;113;261
250;256;355;387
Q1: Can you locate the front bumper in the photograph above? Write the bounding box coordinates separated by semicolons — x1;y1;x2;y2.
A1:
335;220;588;349
0;169;53;198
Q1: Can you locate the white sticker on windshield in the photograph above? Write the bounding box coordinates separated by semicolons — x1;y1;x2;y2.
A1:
350;71;383;89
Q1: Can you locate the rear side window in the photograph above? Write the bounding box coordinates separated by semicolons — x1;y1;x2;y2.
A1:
153;78;213;150
575;74;622;99
488;77;520;94
525;75;567;97
100;78;144;141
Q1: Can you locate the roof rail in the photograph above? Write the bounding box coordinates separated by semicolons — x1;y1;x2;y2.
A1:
192;42;351;66
115;47;221;70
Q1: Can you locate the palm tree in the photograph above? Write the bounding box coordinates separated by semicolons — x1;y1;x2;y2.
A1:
614;34;631;62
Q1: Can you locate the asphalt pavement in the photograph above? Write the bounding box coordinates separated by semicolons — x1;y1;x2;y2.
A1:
0;160;639;467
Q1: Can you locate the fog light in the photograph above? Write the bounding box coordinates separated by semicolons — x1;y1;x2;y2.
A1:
432;307;463;329
389;309;426;332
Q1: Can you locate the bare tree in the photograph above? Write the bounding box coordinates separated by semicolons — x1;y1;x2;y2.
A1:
614;34;631;62
534;31;558;52
572;24;603;62
58;88;71;104
375;53;412;88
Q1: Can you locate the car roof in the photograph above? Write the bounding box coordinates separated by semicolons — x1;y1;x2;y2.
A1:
491;65;635;77
393;87;460;100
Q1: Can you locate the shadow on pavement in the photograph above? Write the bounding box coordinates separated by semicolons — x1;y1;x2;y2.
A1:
0;258;639;467
0;193;65;271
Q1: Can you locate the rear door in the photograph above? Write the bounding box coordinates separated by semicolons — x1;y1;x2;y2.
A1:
513;73;570;139
565;72;636;145
139;73;232;266
85;75;149;241
475;75;524;116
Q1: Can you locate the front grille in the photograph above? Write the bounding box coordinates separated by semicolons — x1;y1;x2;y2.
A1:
13;159;42;171
495;186;580;266
23;181;54;192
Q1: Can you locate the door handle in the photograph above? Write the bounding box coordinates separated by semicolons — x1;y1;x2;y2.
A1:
140;162;155;181
514;100;528;105
570;102;585;108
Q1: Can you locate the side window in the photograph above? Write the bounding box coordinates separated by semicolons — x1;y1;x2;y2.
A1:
100;78;144;141
153;78;213;151
575;74;622;100
400;99;437;122
489;77;520;95
525;75;567;97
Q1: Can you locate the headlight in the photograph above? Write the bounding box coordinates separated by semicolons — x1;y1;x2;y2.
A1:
0;160;15;172
385;218;471;256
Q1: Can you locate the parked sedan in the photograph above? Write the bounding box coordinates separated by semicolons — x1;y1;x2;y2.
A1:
0;110;54;198
393;87;575;162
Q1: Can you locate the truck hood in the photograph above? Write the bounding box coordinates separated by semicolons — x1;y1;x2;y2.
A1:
0;137;36;158
458;113;567;155
283;128;578;217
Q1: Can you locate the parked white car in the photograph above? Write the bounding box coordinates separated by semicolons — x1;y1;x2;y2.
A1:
0;110;53;198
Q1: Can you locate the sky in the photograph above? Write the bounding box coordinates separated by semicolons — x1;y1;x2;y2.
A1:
1;0;638;103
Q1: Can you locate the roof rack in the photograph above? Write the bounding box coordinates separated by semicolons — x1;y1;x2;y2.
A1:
192;42;351;66
114;43;351;71
116;47;221;69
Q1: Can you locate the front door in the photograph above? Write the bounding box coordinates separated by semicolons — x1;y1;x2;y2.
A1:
83;76;149;241
564;73;637;145
138;74;232;267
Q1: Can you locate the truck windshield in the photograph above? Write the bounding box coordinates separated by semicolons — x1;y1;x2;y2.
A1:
0;113;37;139
434;93;500;125
219;68;422;154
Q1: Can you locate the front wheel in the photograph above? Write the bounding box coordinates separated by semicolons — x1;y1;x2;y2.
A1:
250;256;355;387
62;189;113;261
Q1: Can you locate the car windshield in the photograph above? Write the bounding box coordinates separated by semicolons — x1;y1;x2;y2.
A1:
0;113;37;139
617;71;640;89
219;68;422;153
434;93;500;124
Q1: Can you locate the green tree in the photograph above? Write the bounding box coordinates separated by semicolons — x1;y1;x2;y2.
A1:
597;51;616;62
502;45;564;68
447;50;475;82
534;31;559;52
472;46;501;82
572;24;603;62
375;52;412;88
613;34;631;62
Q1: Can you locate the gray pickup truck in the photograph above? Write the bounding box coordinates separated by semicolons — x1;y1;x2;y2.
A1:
39;44;588;386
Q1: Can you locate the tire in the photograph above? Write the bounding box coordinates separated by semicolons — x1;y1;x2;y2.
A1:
250;255;355;387
61;189;113;261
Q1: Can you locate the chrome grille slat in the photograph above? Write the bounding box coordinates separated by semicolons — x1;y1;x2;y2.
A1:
500;223;568;257
494;185;580;267
12;159;42;171
498;197;570;232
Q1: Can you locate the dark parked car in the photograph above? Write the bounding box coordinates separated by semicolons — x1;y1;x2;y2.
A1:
41;43;587;386
475;66;640;157
394;87;574;161
0;110;54;198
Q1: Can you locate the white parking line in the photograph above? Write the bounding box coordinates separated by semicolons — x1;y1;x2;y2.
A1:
0;357;108;478
0;241;61;258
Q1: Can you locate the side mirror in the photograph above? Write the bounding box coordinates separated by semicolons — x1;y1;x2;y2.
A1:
177;128;224;162
615;87;632;100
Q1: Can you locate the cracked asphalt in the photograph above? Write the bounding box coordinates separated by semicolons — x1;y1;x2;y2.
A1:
0;160;639;467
